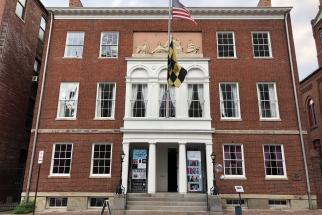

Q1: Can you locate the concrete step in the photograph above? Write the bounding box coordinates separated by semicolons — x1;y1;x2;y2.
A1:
127;193;206;198
127;200;207;206
127;196;206;202
127;205;208;211
116;210;223;215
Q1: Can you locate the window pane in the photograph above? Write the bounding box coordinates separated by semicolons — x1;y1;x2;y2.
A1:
188;84;204;118
58;83;79;118
65;32;84;57
100;32;119;58
132;84;147;117
220;83;239;118
96;83;115;118
258;83;278;118
52;144;72;175
223;145;244;176
252;32;271;57
263;145;285;176
217;32;235;57
15;4;24;18
159;84;176;117
91;144;112;175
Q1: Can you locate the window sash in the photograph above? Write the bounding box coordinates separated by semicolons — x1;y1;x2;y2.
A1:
223;144;245;176
131;84;147;117
51;144;73;176
188;84;204;118
15;0;26;19
263;145;286;177
95;83;116;119
252;32;272;58
308;100;318;127
257;83;279;119
57;83;79;118
48;197;68;208
38;17;46;41
100;32;119;58
219;83;240;119
64;32;85;58
217;32;236;58
159;84;176;117
91;144;112;176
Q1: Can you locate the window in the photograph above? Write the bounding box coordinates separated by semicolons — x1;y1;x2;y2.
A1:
268;200;289;209
89;197;108;208
320;30;322;44
226;199;246;207
38;17;46;41
57;83;79;119
252;32;272;57
308;99;318;127
217;32;236;58
91;144;112;176
95;83;116;119
257;83;279;119
50;144;73;176
263;145;286;178
219;83;240;119
100;32;119;58
159;84;175;117
48;197;68;208
188;84;204;118
223;145;245;177
64;32;84;58
16;0;27;20
131;84;147;117
33;59;41;74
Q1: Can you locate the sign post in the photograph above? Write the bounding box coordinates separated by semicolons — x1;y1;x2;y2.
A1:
234;186;244;215
33;151;43;215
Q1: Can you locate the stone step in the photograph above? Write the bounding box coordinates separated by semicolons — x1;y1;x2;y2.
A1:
126;205;208;211
127;200;207;206
127;193;207;198
115;210;223;215
127;196;207;202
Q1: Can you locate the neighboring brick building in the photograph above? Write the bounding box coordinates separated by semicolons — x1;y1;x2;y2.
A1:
299;0;322;208
22;0;316;212
0;0;48;203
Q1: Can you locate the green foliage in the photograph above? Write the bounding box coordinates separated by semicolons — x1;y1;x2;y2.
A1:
14;200;35;214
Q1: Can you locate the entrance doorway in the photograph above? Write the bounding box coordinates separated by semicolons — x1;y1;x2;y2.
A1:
168;148;178;192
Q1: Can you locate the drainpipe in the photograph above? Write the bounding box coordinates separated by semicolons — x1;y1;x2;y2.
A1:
284;11;313;209
26;12;54;202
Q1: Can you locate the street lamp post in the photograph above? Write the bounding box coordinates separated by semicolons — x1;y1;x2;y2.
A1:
116;150;125;194
210;152;219;195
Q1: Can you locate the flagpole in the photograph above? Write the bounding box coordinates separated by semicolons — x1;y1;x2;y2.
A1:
166;0;172;118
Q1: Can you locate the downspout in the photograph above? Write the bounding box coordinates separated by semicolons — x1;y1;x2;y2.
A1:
284;11;313;209
26;12;54;202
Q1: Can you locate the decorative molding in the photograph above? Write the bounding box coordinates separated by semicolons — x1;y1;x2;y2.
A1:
300;83;313;94
215;129;308;135
31;129;120;134
121;128;215;134
21;192;114;197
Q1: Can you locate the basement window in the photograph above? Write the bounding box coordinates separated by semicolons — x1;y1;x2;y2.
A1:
226;199;246;207
48;197;68;208
89;197;108;208
268;200;289;209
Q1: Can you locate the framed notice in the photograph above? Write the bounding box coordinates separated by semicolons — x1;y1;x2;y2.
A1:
131;149;148;192
187;151;203;192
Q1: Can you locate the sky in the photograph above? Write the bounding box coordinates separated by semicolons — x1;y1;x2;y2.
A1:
40;0;321;81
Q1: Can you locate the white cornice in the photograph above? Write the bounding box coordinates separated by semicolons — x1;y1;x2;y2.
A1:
49;7;292;20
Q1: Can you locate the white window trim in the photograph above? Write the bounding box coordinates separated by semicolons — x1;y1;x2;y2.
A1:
130;83;148;118
15;0;27;21
251;31;273;59
47;197;68;209
94;82;116;120
89;143;113;178
187;83;205;118
49;143;73;177
88;197;108;208
63;32;85;59
56;82;79;120
159;83;176;118
262;144;287;180
99;32;119;59
256;82;280;121
222;144;246;179
219;82;241;120
216;31;237;59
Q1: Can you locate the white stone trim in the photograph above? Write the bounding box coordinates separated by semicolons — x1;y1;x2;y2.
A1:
215;129;308;135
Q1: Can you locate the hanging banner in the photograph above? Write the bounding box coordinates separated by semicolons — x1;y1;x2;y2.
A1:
187;151;203;192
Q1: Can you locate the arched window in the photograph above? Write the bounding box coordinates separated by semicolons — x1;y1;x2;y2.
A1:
308;99;318;127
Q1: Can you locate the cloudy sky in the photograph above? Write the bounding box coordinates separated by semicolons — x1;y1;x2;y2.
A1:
40;0;320;80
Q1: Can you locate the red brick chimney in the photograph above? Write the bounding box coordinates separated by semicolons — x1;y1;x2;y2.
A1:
69;0;83;8
257;0;271;7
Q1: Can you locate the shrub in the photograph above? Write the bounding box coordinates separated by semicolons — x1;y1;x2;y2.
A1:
14;200;35;214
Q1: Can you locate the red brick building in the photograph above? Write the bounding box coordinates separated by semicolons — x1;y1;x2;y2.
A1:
0;0;48;203
23;0;316;212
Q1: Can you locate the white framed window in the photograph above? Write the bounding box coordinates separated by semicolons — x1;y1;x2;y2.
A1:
263;144;287;179
226;199;247;207
131;84;147;117
64;32;85;58
159;84;176;118
95;83;116;119
257;83;280;120
38;16;46;41
308;99;318;128
90;143;112;177
217;32;236;58
223;144;245;178
252;32;272;58
100;32;119;58
88;197;108;208
219;83;241;119
47;197;68;208
57;82;79;119
50;143;73;176
188;84;204;118
16;0;27;20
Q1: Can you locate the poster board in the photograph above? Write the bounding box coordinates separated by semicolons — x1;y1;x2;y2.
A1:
131;149;147;192
187;151;203;192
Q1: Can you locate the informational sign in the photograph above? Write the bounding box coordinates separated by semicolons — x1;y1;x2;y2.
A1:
131;149;148;192
187;151;203;192
235;186;244;193
38;150;44;164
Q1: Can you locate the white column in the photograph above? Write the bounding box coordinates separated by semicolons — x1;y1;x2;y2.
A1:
205;142;214;195
178;141;187;193
122;142;130;194
148;141;156;193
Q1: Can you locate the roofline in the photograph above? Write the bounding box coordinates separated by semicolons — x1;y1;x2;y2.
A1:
300;67;322;84
35;0;49;16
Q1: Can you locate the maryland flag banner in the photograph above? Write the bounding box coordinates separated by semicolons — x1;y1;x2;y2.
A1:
167;40;187;88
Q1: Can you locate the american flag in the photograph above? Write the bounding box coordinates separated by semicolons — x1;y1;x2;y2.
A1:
172;0;196;24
